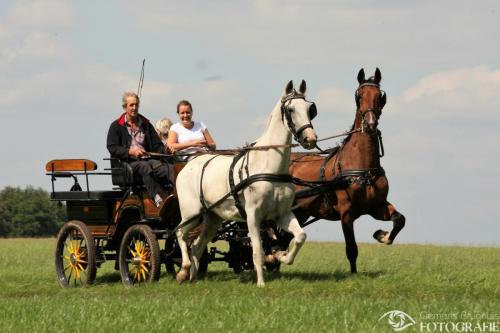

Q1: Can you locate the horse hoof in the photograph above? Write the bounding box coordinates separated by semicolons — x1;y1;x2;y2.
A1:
373;229;389;243
176;271;189;284
274;250;286;259
264;254;277;264
373;230;390;244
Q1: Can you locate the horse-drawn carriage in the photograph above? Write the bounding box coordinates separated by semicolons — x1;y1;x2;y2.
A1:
47;69;405;288
46;157;285;287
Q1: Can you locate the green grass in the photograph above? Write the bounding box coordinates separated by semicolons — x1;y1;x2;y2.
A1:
0;239;498;332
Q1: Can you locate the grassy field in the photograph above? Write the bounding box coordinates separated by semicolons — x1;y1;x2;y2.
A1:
0;238;498;333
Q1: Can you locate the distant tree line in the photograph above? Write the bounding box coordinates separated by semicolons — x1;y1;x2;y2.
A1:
0;186;66;237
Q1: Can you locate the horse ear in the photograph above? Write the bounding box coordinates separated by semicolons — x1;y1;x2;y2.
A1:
285;80;294;95
298;80;307;94
374;67;382;84
357;68;365;84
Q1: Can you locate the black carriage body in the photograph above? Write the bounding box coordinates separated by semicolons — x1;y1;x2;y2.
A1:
67;200;113;225
53;192;119;225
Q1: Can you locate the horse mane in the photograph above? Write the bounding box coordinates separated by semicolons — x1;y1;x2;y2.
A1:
337;121;356;148
250;98;283;145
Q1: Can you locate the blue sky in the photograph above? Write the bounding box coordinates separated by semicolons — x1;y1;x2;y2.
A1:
1;0;499;246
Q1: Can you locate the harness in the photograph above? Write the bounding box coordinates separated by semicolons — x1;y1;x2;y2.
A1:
293;81;387;218
195;150;292;221
174;91;314;232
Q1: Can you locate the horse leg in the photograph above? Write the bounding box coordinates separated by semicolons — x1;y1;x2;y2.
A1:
341;213;358;273
274;211;307;265
175;218;201;283
190;215;221;281
175;227;191;283
246;211;265;287
371;202;406;245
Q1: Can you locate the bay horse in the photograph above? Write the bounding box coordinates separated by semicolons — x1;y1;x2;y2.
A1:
289;68;405;273
175;80;318;287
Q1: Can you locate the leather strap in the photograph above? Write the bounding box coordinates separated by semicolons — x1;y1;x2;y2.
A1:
199;155;220;212
229;150;248;219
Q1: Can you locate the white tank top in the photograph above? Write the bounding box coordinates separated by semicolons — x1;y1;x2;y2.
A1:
170;121;208;155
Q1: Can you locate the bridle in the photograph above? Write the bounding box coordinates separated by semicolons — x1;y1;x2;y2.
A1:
281;90;317;144
353;82;386;157
355;82;386;133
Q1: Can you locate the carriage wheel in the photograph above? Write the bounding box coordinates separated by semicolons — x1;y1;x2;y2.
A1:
228;240;254;274
55;220;96;288
119;224;161;286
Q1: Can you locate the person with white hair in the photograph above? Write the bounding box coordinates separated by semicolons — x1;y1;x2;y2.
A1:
155;117;173;146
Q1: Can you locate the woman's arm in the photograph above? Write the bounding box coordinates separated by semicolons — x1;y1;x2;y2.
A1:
203;129;216;151
167;130;208;153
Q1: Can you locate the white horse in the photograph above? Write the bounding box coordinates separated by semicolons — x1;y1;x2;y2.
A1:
175;80;318;287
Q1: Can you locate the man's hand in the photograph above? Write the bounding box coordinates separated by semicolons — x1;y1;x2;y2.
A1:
129;146;146;158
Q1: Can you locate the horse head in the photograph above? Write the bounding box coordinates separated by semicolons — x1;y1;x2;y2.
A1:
281;80;318;149
355;68;387;134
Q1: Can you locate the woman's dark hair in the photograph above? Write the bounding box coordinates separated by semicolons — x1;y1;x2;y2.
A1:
176;100;192;113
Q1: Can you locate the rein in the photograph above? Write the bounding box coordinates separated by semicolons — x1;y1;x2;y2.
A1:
147;127;364;158
174;92;316;232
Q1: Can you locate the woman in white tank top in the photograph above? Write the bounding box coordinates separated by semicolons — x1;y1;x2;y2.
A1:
167;100;216;157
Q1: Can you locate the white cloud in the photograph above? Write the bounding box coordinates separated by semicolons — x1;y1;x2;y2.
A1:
377;66;500;129
0;0;75;71
402;66;500;105
3;31;67;62
5;0;75;30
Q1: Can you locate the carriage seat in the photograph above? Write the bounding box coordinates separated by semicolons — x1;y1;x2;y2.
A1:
109;158;144;188
45;159;98;191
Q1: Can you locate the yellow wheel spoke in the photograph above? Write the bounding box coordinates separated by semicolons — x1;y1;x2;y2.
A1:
124;232;157;285
140;263;149;273
67;267;73;282
128;246;137;257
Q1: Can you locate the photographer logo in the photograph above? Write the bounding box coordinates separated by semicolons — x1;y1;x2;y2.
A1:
378;310;416;331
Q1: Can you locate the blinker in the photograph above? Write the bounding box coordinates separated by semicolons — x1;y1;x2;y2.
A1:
309;103;317;120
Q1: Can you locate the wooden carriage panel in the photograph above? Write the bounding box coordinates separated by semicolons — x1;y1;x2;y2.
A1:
67;200;114;225
87;225;116;236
